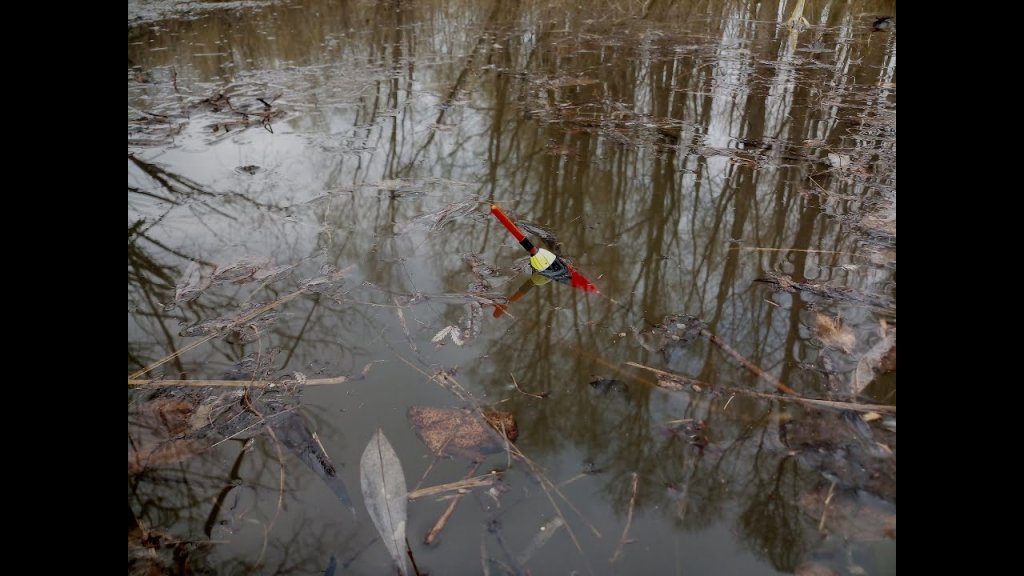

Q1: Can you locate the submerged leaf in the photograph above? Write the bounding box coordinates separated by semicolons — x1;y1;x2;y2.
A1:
359;430;409;576
407;406;513;461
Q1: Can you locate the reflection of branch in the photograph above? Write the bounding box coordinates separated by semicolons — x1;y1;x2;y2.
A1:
131;226;214;266
129;288;306;380
701;328;796;395
610;472;638;563
129;255;185;376
399;2;501;175
627;362;895;414
129;154;285;214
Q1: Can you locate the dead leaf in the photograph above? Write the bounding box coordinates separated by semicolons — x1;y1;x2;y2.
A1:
359;430;409;576
482;409;519;443
815;313;855;353
407;406;514;461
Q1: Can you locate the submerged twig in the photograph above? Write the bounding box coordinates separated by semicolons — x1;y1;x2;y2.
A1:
516;516;566;567
610;473;638;563
510;372;549;398
394;296;419;354
510;443;602;540
408;475;495;500
425;462;482;545
387;344;595;564
480;534;492;576
818;480;837;533
412;430;459;493
405;538;423;576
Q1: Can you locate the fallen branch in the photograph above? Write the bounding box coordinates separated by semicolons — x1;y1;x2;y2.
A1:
626;362;895;414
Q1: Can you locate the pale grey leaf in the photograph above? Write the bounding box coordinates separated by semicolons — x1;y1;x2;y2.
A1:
359;429;409;576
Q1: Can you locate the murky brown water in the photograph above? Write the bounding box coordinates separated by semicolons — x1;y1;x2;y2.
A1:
129;1;896;574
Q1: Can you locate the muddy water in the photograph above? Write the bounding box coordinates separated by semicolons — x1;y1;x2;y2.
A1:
129;1;896;574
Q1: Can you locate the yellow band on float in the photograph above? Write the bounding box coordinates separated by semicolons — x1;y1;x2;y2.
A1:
529;248;557;271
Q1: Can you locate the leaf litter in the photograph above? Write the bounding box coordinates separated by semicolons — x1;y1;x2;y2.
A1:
172;255;292;307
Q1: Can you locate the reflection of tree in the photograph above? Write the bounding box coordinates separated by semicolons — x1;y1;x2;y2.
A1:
467;1;896;569
129;388;360;575
130;0;895;572
736;454;809;571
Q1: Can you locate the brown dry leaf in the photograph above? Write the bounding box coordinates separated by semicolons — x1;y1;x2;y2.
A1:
407;406;516;461
482;409;519;443
815;313;856;353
